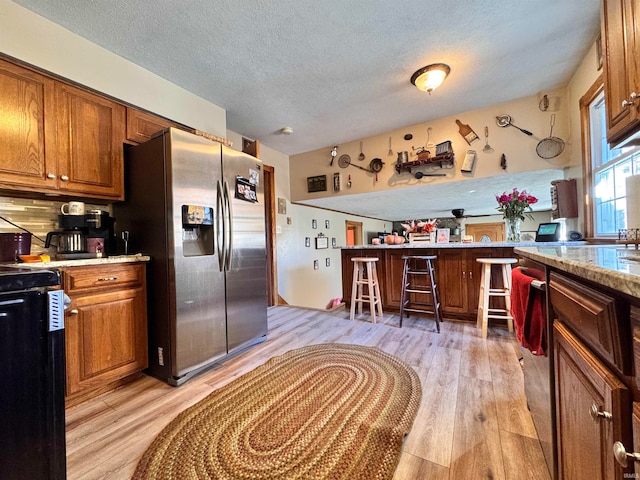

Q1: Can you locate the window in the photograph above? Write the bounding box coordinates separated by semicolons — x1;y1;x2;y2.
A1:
587;90;640;236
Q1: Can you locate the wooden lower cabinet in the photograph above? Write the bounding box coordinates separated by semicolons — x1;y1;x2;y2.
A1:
554;321;633;479
62;263;148;407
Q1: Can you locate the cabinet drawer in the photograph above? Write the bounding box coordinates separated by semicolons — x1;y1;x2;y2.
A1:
62;263;144;294
549;271;631;375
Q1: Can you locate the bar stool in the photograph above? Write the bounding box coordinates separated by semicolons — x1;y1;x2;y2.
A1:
399;255;442;332
476;257;517;339
350;257;383;323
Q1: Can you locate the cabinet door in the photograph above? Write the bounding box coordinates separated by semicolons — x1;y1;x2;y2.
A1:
554;321;633;480
126;107;187;144
383;249;406;308
55;83;126;199
603;0;640;143
0;59;57;191
465;248;496;314
65;287;147;397
437;249;467;315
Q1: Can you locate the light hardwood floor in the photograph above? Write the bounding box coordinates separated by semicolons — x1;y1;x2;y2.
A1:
65;306;551;480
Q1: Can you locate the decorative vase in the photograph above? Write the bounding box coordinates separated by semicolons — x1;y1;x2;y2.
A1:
506;217;521;242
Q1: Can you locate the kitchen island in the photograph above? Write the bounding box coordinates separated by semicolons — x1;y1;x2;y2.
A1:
514;245;640;479
341;242;582;321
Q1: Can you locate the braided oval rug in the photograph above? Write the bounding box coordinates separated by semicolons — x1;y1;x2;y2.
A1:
132;343;422;480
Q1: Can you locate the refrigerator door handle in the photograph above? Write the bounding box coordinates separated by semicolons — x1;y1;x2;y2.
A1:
223;180;233;271
216;180;225;272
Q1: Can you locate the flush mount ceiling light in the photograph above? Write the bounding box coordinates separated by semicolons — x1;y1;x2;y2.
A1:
410;63;451;94
280;126;294;135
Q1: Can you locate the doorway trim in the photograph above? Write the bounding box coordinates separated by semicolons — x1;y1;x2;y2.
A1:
345;220;363;246
263;164;278;306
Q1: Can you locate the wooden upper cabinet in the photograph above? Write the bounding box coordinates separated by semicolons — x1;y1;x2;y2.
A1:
126;107;187;144
602;0;640;145
55;83;126;200
0;58;127;200
0;58;57;190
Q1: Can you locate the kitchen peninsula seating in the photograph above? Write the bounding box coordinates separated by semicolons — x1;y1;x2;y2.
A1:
350;257;383;323
476;257;517;339
399;255;442;332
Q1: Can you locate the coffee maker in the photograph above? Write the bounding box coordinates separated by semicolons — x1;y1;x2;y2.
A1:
46;210;116;259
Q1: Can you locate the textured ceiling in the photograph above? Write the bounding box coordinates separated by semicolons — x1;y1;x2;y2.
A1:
12;0;601;157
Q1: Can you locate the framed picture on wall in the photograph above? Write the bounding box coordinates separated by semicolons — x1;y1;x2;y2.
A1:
332;237;337;247
305;237;310;247
325;220;330;229
312;219;317;229
315;236;329;249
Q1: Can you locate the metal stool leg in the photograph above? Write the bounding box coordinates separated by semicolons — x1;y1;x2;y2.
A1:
399;257;409;327
427;258;441;333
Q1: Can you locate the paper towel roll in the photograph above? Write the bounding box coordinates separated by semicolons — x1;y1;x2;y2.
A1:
626;175;640;228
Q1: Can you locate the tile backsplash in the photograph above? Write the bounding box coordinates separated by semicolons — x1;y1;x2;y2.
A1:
0;196;112;255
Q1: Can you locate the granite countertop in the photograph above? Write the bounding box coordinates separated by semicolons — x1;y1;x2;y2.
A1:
515;245;640;298
342;241;586;250
3;253;150;269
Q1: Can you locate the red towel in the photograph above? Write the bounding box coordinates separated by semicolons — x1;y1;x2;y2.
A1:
511;267;546;355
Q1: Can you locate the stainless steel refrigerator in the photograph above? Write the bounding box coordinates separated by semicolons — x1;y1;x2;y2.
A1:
115;128;267;385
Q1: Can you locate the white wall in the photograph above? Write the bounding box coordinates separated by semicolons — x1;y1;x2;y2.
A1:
226;131;387;309
289;89;571;203
0;0;226;136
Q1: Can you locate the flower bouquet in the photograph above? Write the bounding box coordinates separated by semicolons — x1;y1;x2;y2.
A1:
496;188;538;242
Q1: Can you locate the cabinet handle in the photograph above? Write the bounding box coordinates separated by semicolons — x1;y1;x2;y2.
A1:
613;441;640;468
589;404;612;422
469;271;473;279
60;175;69;181
462;271;466;279
622;92;638;108
97;276;118;281
47;173;56;179
68;309;78;315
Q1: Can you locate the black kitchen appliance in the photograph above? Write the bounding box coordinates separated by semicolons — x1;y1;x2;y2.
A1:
0;266;66;480
46;211;116;258
535;222;560;242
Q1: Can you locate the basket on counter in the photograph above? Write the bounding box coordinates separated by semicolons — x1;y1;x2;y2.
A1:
409;233;435;243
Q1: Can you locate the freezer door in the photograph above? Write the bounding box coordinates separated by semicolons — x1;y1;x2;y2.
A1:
168;129;227;378
222;146;268;352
